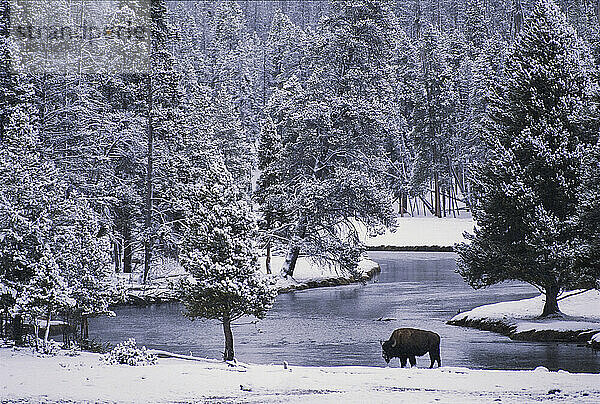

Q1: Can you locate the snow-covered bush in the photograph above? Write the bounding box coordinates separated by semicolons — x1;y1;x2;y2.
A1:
23;336;61;356
103;339;157;366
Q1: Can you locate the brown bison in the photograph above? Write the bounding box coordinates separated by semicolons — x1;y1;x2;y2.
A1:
381;328;441;368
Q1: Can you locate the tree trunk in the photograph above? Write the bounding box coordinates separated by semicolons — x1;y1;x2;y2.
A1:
82;316;89;341
33;318;39;351
44;309;51;350
123;221;133;274
222;317;234;361
143;75;154;285
12;314;23;345
442;189;446;217
280;219;306;278
266;241;272;275
113;240;121;273
541;285;561;317
434;172;441;218
281;245;300;278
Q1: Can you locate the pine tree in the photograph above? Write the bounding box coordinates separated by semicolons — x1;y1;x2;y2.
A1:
179;152;276;362
576;142;600;290
265;8;305;92
143;0;182;283
456;0;600;317
265;0;397;278
0;65;112;345
384;21;420;214
16;252;74;351
255;117;287;274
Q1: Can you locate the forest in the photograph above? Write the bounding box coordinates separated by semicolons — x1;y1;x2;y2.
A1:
1;0;600;356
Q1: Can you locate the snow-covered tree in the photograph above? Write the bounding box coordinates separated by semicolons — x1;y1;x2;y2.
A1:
576;142;600;290
179;152;276;362
143;0;183;283
456;0;600;317
261;0;397;278
411;25;459;217
0;77;112;346
265;8;305;92
255;117;287;274
16;252;74;350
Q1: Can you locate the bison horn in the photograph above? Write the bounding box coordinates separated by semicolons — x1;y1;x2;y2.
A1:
391;338;396;348
379;339;383;346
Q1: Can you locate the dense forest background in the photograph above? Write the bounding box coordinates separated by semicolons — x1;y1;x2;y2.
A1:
2;0;600;285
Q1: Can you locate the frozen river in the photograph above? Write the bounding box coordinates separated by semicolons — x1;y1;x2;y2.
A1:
91;252;600;373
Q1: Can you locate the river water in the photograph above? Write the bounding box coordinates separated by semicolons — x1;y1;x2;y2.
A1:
90;252;600;373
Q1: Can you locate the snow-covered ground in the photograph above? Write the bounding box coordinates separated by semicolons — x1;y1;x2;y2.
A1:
360;216;475;248
1;348;599;403
449;290;600;343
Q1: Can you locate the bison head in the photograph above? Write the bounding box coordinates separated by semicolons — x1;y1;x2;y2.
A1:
380;339;394;364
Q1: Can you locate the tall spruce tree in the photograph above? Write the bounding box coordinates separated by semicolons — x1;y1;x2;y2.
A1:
456;0;600;317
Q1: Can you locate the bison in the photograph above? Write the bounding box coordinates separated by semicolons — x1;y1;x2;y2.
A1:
380;328;441;368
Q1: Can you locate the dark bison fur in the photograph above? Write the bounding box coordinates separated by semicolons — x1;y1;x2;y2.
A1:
381;328;441;368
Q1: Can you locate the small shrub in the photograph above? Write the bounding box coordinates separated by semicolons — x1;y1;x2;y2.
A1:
23;335;61;355
79;338;111;354
103;338;156;366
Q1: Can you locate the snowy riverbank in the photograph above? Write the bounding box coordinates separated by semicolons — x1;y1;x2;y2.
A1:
448;290;600;346
361;216;475;250
1;348;599;403
120;257;380;304
257;256;380;293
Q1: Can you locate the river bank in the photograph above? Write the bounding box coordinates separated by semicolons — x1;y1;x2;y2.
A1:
1;347;599;403
120;257;380;305
448;290;600;347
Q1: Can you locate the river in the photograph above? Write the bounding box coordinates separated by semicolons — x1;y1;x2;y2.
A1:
90;252;600;373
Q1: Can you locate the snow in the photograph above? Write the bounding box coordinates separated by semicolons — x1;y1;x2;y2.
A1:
451;290;600;337
1;348;599;403
452;290;600;323
257;256;379;291
360;216;475;248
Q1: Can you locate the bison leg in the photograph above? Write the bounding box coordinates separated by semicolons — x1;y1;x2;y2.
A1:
409;356;416;367
400;356;407;368
429;348;441;368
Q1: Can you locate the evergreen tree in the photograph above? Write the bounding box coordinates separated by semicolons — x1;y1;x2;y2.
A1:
143;0;182;283
16;252;73;351
265;8;305;92
385;22;420;214
0;85;112;345
255;117;287;274
456;0;600;317
179;152;276;362
264;0;396;278
575;142;600;290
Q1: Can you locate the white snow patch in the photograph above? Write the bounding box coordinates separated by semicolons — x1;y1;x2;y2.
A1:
359;216;475;248
1;348;599;403
451;290;600;335
452;290;600;323
257;256;379;291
